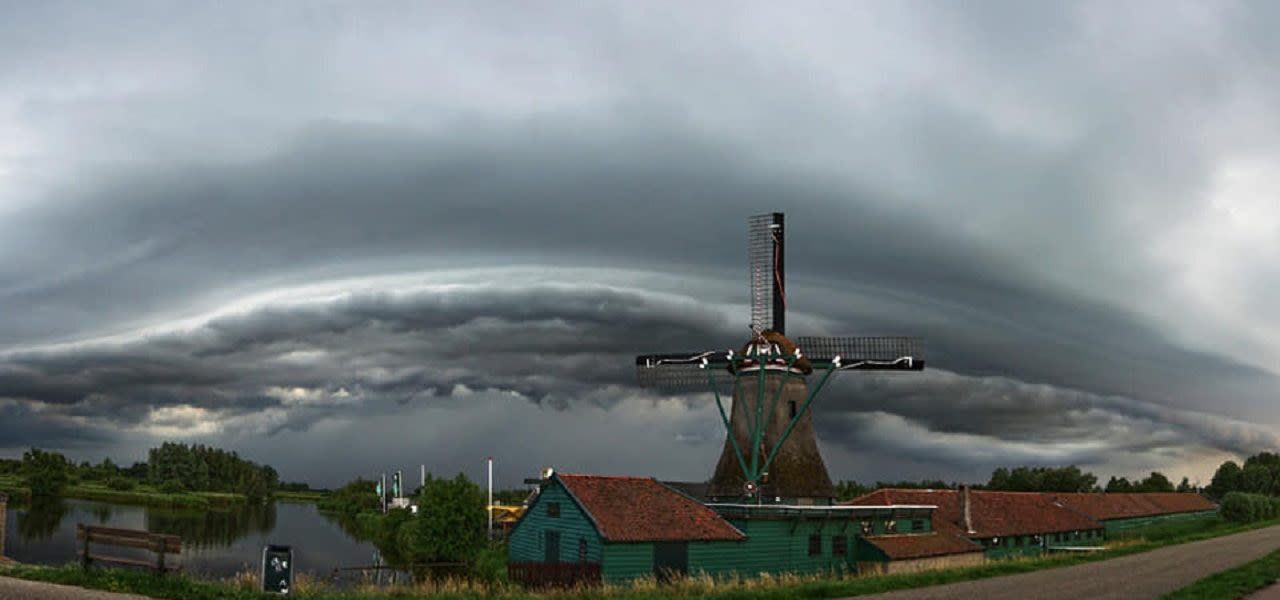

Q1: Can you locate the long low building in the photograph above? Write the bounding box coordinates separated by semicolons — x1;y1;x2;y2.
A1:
1046;492;1218;534
508;475;1219;584
845;488;1218;559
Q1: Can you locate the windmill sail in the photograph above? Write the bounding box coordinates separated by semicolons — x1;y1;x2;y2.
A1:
748;212;784;334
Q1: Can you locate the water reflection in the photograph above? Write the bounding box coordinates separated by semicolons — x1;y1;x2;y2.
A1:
4;499;375;577
90;504;113;525
17;498;68;541
145;502;277;549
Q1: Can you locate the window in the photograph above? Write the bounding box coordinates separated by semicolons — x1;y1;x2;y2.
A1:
911;519;924;532
885;520;898;533
789;400;798;418
860;520;872;535
547;502;561;518
808;534;822;556
832;535;848;556
578;538;588;562
1015;536;1024;547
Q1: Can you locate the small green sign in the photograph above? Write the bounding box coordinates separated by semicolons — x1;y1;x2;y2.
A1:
261;545;293;595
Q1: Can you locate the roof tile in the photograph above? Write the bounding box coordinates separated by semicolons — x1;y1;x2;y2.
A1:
557;473;745;542
845;489;1101;538
1048;492;1217;520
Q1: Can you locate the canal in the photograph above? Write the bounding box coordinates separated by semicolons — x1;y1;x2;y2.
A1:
3;497;379;578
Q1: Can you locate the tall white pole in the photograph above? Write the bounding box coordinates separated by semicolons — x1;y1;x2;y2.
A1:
421;464;425;490
487;456;494;539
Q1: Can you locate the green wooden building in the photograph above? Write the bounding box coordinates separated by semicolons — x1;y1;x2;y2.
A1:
507;472;980;584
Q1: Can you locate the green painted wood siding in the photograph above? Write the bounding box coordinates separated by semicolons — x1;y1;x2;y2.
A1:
687;519;854;579
507;480;603;564
602;543;655;582
1102;510;1218;535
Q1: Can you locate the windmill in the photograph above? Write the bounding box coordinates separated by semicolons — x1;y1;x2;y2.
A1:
636;212;925;504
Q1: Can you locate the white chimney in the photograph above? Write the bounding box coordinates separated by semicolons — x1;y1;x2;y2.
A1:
962;485;975;534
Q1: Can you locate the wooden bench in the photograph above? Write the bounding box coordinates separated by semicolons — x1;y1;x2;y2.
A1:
76;524;181;574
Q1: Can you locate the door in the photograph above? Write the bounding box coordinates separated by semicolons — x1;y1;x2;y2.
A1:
545;530;560;563
653;541;688;583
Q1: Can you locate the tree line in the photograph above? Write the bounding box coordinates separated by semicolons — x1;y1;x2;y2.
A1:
1208;452;1280;499
7;444;282;502
835;464;1202;500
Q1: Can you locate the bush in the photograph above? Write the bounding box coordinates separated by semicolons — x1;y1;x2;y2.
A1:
106;478;136;491
22;448;70;497
159;479;187;494
1220;492;1273;523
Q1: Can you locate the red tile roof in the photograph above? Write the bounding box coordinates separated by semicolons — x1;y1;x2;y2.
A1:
1048;492;1217;520
846;489;1102;538
863;525;983;560
556;474;746;542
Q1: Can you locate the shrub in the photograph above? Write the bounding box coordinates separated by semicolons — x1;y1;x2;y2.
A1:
1218;493;1259;521
21;448;70;498
159;479;187;494
106;478;136;491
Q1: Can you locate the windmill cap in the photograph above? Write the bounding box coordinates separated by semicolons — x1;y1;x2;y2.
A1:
737;330;813;374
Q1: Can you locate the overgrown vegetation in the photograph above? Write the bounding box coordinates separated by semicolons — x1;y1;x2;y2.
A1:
1163;549;1280;600
1209;452;1280;499
1219;492;1280;523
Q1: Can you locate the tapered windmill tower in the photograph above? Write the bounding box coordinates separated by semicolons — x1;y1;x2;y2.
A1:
636;213;925;504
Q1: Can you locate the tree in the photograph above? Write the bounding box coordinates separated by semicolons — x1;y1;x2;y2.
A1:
1209;461;1243;499
1176;477;1194;493
1242;465;1272;495
1105;476;1133;493
988;468;1011;490
398;473;487;567
1136;472;1174;493
21;448;70;497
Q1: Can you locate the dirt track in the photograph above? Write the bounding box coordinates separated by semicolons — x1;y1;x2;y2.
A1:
856;524;1280;600
0;576;153;600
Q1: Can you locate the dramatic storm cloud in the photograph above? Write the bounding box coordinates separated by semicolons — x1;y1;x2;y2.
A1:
2;1;1279;487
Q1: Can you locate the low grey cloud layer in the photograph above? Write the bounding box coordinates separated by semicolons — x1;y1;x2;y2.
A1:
1;1;1278;486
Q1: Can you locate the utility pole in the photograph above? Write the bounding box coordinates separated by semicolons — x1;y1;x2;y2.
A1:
487;457;494;540
421;464;425;491
380;472;387;514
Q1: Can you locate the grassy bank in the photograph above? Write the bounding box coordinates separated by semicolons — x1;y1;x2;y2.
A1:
275;490;327;503
1162;549;1280;600
0;478;249;510
3;517;1277;600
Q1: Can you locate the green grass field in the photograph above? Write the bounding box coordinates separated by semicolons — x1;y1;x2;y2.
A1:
1162;549;1280;600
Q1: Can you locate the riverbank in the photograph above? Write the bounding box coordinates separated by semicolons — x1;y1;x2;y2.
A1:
0;479;251;509
2;516;1275;600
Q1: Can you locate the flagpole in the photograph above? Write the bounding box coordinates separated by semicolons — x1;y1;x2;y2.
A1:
487;456;493;540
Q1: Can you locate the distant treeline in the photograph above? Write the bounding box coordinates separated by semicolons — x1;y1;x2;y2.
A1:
2;443;283;501
1208;452;1280;499
835;464;1202;501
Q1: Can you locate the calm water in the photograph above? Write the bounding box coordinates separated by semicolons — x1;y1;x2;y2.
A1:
3;498;379;578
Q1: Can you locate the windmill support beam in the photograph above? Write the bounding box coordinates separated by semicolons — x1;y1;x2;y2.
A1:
759;361;839;480
708;368;751;484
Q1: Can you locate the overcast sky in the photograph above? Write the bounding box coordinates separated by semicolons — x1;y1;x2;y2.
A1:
2;1;1279;489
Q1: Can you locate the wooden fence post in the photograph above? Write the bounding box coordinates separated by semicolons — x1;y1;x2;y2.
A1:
0;493;7;559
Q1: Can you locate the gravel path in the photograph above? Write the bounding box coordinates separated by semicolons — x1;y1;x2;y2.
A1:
0;576;155;600
855;524;1280;600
